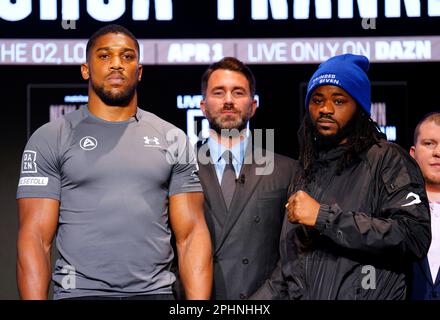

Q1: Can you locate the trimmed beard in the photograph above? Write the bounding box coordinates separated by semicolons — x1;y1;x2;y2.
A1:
205;112;250;137
312;112;358;149
92;81;137;107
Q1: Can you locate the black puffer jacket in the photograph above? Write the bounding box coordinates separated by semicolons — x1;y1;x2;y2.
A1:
253;139;431;300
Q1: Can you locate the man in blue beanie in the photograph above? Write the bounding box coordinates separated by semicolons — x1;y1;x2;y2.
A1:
252;54;431;300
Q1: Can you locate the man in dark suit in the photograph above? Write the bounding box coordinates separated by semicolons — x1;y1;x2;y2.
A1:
194;57;296;300
410;112;440;300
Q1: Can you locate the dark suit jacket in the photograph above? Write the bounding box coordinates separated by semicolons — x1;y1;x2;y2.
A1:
197;142;296;300
410;257;440;300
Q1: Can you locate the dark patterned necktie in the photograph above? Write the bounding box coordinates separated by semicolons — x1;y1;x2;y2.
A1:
220;151;236;209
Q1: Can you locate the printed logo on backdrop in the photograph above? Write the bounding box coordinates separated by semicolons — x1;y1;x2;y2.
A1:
1;1;437;22
21;150;37;173
79;136;97;151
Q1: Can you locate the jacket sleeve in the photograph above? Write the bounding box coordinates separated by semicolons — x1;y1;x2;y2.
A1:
314;144;431;261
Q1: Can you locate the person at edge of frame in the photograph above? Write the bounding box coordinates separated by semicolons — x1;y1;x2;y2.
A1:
16;24;212;300
251;53;431;300
409;112;440;300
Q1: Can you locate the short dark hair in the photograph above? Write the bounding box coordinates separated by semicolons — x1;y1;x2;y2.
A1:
201;57;256;97
413;111;440;145
86;24;140;61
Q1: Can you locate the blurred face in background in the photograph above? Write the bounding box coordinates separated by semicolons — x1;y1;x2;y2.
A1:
411;120;440;187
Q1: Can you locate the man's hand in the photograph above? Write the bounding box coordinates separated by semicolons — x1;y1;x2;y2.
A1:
285;190;320;227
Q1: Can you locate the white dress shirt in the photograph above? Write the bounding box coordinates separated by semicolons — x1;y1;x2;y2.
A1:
428;201;440;282
207;136;249;183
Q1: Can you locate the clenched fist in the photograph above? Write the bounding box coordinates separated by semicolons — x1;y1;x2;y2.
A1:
285;190;320;227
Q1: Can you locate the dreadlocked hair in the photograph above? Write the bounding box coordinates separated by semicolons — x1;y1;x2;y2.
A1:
296;107;386;185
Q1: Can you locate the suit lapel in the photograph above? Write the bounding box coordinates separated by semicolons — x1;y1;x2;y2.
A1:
434;266;440;286
215;146;273;254
419;257;435;285
197;161;229;230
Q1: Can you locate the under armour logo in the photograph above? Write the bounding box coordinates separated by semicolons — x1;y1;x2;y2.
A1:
79;136;98;151
144;136;160;145
402;192;421;207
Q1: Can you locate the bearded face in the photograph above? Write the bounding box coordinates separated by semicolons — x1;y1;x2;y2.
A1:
201;69;256;137
308;85;358;145
82;32;142;107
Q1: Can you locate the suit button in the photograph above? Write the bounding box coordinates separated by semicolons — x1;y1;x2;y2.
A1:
213;256;218;263
254;216;260;223
432;291;438;298
239;294;246;300
242;258;249;264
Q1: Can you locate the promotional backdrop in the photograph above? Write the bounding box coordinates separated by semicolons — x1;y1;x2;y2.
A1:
1;0;439;299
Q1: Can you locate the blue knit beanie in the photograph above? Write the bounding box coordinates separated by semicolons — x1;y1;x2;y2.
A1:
305;54;371;115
